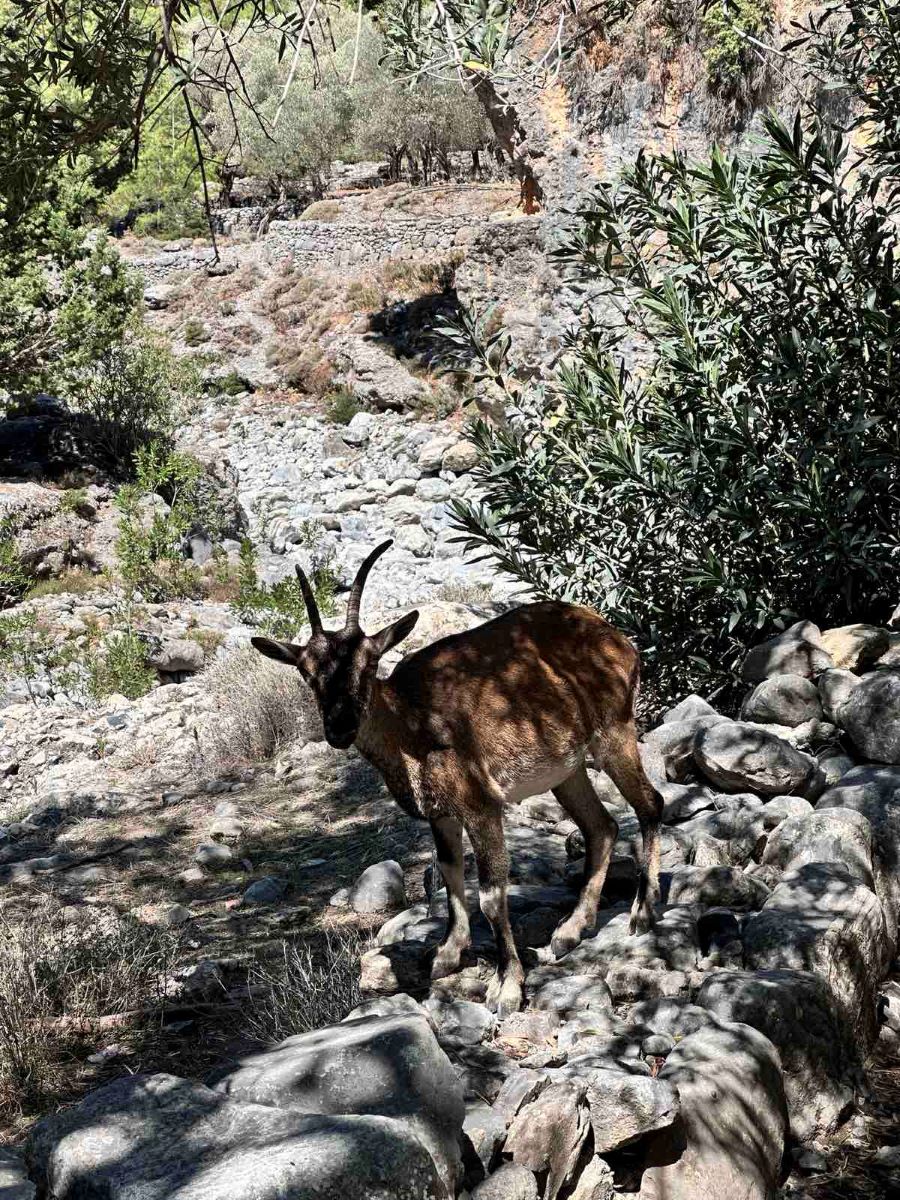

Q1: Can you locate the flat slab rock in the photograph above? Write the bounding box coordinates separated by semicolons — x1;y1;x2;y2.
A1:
26;1073;451;1200
209;1012;464;1186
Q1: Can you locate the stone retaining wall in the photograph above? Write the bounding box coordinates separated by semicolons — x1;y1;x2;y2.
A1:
265;214;491;269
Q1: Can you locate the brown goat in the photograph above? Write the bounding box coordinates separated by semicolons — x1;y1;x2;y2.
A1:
252;540;662;1015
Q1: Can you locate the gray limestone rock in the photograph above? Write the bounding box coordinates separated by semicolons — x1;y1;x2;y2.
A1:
26;1073;450;1200
210;1013;464;1186
637;1021;788;1200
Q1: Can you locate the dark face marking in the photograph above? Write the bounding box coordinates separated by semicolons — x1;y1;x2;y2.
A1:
299;630;378;749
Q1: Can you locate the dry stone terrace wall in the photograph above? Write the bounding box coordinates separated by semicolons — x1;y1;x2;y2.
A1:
16;614;900;1198
265;212;490;269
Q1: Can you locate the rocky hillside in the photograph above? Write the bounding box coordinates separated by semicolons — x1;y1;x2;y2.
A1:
2;615;900;1198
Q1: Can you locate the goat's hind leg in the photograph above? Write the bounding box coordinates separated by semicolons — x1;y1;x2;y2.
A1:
595;726;663;935
550;762;619;958
466;811;524;1017
429;816;471;981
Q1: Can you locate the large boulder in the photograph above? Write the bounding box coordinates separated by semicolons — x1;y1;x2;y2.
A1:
820;624;890;671
742;674;823;727
26;1073;450;1200
816;764;900;952
210;1013;465;1187
741;621;833;682
694;721;819;797
698;969;861;1141
637;1022;788;1200
835;670;900;764
642;716;725;781
761;808;875;890
742;862;888;1047
817;669;862;721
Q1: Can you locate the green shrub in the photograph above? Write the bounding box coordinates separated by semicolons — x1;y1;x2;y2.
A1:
449;111;900;709
58;487;90;516
701;0;773;87
0;611;55;702
87;626;155;701
63;335;200;474
115;443;208;601
233;538;337;639
0;525;30;608
1;234;143;398
324;386;361;426
183;318;209;346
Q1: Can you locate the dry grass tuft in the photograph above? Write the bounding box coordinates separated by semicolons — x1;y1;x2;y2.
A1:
201;647;320;770
0;903;179;1121
242;930;366;1045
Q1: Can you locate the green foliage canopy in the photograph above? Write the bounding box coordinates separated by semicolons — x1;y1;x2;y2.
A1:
449;9;900;706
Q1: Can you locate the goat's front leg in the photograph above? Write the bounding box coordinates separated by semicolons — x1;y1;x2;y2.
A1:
467;811;524;1017
430;816;471;981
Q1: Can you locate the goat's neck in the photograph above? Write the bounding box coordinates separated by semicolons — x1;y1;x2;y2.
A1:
355;679;407;775
354;680;422;811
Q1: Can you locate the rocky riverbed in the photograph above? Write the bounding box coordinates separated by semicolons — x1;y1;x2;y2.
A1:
2;616;900;1199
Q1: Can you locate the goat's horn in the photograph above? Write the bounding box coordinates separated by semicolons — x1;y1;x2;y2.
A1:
295;564;323;633
345;540;392;630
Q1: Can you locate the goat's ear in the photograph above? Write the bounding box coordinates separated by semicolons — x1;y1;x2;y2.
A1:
251;636;303;666
370;610;419;657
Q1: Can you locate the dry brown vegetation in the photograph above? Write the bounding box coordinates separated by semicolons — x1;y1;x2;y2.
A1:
0;902;180;1124
200;647;320;771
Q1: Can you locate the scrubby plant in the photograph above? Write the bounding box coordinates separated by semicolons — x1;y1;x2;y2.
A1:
86;606;155;701
201;645;319;768
115;443;208;601
0;903;178;1120
182;317;208;346
448;106;900;708
0;611;56;703
232;537;337;640
0;524;31;608
243;932;365;1044
324;386;361;426
701;0;773;88
63;335;200;473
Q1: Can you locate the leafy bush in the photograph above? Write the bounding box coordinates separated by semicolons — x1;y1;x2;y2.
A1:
701;0;773;88
324;386;361;426
0;524;30;608
183;317;208;346
201;646;319;769
115;442;211;601
87;626;155;701
232;537;337;640
451;109;900;708
0;610;57;702
64;336;200;473
1;231;142;399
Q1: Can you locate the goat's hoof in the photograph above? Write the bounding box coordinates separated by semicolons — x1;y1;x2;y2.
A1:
430;944;466;982
550;926;581;960
486;971;523;1017
628;905;656;936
